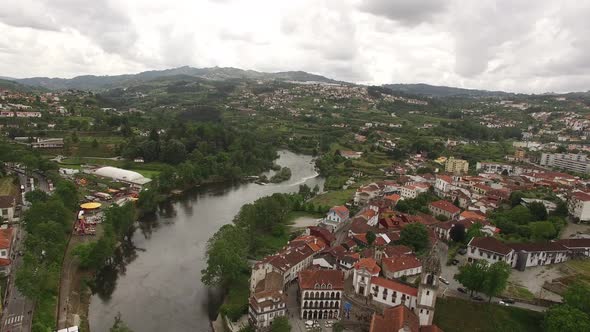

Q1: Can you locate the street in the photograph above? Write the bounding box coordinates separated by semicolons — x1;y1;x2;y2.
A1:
0;169;52;332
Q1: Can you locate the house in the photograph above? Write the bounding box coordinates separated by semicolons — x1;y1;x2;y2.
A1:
508;242;569;271
445;157;469;174
428;200;460;220
325;205;349;226
0;228;14;275
401;184;429;199
340;150;363;159
434;175;453;195
31;138;64;148
369;306;443;332
382;254;422;279
384;194;402;207
383;245;413;258
556;239;590;257
306;226;336;247
459;210;486;222
568;191;590;222
0;195;17;223
250;235;326;291
467;237;515;266
355;183;382;206
352;258;381;296
299;269;344;320
248;272;286;329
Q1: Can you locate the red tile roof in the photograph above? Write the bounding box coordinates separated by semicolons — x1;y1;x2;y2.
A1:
384;245;413;257
384;194;402;203
370;277;418;296
509;242;567;252
469;237;513;255
382;254;422;273
556;238;590;248
354;257;381;275
0;228;13;249
370;305;419;332
298;269;344;290
572;192;590;202
0;258;11;266
330;205;349;219
430;200;460;215
459;210;486;221
437;175;453;184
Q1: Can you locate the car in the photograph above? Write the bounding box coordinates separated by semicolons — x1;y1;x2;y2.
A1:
498;300;510;306
451;259;459;265
457;287;467;293
472;295;484;301
458;248;467;255
439;276;450;285
501;298;515;304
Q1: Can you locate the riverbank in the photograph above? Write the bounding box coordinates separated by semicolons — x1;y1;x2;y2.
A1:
87;150;323;332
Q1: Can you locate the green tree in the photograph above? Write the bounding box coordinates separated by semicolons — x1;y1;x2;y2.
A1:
71;131;79;143
137;189;159;215
530;221;557;240
91;138;99;148
544;304;590;332
54;181;79;211
201;224;249;287
482;261;511;302
564;282;590;315
399;223;429;253
456;260;488;296
110;312;134;332
270;316;291;332
528;202;548;221
25;190;49;204
449;223;466;243
366;231;376;246
160;139;187;164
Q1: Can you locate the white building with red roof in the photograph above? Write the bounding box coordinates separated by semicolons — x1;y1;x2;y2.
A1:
352;258;381;296
0;228;14;275
467;237;515;267
299;269;344;320
428;200;460;220
382;254;422;279
568;191;590;222
367;277;418;310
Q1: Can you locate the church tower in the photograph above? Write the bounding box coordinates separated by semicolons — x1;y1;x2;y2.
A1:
415;247;441;326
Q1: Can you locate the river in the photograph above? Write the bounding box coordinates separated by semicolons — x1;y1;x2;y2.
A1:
89;150;324;332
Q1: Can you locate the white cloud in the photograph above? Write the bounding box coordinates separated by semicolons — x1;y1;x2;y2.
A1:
0;0;589;93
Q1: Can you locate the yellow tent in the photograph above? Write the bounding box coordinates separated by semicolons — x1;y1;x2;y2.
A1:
80;202;102;210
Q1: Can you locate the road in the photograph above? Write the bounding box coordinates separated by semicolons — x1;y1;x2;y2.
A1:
1;169;53;332
435;241;548;313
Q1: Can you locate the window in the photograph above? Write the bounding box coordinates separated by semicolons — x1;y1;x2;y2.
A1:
426;291;430;296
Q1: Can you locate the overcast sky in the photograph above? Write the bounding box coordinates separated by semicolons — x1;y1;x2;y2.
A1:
1;0;589;93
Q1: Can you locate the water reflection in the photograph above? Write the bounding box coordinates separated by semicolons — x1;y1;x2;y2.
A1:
89;151;324;332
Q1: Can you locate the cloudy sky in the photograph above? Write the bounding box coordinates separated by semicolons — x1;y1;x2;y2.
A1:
1;0;589;93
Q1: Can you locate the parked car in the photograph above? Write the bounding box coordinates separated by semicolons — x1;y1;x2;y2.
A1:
439;276;450;285
451;259;460;265
501;298;515;304
498;300;510;306
457;287;467;293
472;295;484;301
458;248;467;255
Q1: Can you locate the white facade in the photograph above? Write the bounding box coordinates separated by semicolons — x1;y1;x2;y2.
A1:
416;272;438;326
384;266;422;279
370;281;417;310
467;244;515;267
568;194;590;221
300;289;342;320
248;294;286;329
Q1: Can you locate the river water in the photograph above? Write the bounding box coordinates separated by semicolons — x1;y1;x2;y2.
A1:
89;150;324;332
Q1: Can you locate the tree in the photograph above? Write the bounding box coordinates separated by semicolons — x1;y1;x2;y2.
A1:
54;181;79;211
270;316;291;332
436;214;449;222
91;139;99;148
530;221;557;240
509;191;525;207
456;260;488;296
137;189;159;215
25;190;48;204
544;304;590;332
201;224;249;287
482;261;511;302
160;139;187;164
553;201;568;217
449;223;466;243
110;312;134;332
399;223;429;253
71;131;79;143
564;282;590;315
528;202;548;221
366;231;376;246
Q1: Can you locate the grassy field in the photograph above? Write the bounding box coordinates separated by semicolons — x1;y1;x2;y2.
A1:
286;211;324;223
0;177;18;196
310;189;355;207
564;259;590;285
503;282;535;301
434;297;543;332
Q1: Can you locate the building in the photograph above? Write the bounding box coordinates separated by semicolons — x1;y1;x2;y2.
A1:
540;153;590;174
0;195;17;223
416;251;441;326
514;149;526;161
401;184;429;199
88;166;152;189
556;239;590;257
434;175;453;195
467;237;515;266
299;269;344;320
568;192;590;222
352;258;381;296
508;242;569;271
382;254;422;279
31;138;64;149
0;228;14;275
445;157;469;174
249;272;287;329
429;200;460;220
325;205;349;224
369;306;443;332
340;150;363;159
250;236;325;292
367;277;418;309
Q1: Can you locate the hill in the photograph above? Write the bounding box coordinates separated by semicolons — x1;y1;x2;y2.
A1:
0;78;47;93
383;83;514;98
6;66;342;91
